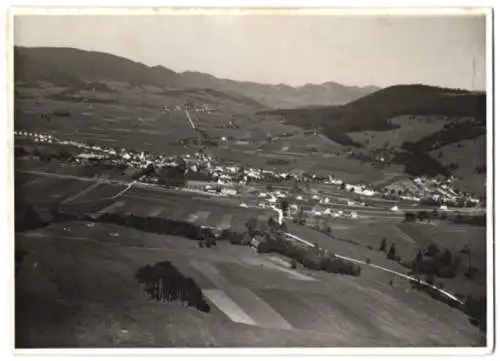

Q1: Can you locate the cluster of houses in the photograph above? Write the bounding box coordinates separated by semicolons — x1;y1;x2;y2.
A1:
381;175;481;208
15;129;482;211
15;131;54;144
161;103;219;114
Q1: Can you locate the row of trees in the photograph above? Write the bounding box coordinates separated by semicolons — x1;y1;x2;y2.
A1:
404;210;486;227
245;217;361;277
41;203;247;248
98;212;243;245
404;209;445;223
15;145;74;162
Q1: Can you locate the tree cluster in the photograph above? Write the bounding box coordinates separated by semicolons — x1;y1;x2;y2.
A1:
245;217;361;277
98;212;245;245
15;203;47;232
135;261;210;313
411;276;486;333
452;214;486;227
411;243;461;278
379;238;401;261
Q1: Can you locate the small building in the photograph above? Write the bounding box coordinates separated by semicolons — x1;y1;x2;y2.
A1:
186;180;213;191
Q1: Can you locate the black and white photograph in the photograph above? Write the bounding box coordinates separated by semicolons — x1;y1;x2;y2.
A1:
9;7;492;352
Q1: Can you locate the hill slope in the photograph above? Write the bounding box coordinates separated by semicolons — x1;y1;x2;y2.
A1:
14;46;378;108
264;84;485;132
264;84;486;186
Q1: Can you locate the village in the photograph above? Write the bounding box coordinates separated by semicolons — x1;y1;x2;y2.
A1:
15;129;483;224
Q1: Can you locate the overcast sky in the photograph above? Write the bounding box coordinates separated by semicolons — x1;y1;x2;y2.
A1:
14;14;486;90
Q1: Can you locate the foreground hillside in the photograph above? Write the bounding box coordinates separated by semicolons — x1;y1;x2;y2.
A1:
14;46;378;108
15;159;485;347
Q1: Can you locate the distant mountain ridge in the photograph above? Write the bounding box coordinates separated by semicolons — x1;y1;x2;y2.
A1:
263;84;486;136
14;46;379;108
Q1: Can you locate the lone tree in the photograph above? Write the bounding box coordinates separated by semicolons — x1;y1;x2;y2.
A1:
268;216;277;230
280;199;289;217
320;221;331;236
387;243;397;260
439;248;453;267
245;217;258;236
412;250;424;272
417;210;430;222
404;212;417;222
425;243;440;258
314;218;321;231
425;273;436;286
379;237;387;252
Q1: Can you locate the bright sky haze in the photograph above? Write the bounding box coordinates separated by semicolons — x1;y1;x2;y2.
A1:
14;13;487;90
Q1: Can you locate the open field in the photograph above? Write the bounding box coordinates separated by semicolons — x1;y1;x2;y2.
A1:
429;135;487;198
397;222;487;297
16;217;482;347
346;115;449;150
15;159;485;347
15;170;274;234
15;84;403;184
289;215;486;300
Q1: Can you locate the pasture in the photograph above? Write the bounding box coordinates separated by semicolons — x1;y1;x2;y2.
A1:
16;217;482;347
346;115;449;150
397;222;487;297
289;212;487;301
429;135;487;198
16;83;401;184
